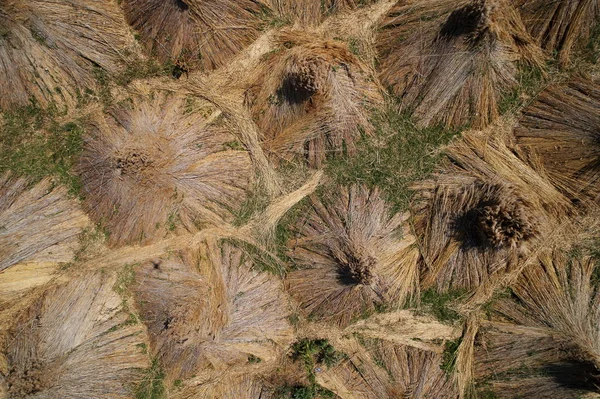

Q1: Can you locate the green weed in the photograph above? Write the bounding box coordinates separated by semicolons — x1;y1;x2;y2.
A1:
135;358;166;399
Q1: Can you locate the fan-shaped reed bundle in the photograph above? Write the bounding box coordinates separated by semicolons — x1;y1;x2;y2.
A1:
412;131;572;291
320;337;458;398
171;373;271;399
1;272;148;398
131;241;293;383
515;78;600;205
122;0;264;71
77;92;252;246
0;174;88;272
286;185;419;327
514;0;599;65
0;0;138;110
474;252;600;398
377;0;544;128
244;31;383;167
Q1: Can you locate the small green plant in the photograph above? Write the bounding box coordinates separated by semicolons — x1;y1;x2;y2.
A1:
248;354;262;364
440;337;461;375
498;63;546;115
135;358;166;399
113;264;136;298
420;288;465;323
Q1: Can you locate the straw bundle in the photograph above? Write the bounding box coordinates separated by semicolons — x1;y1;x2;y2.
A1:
244;31;383;167
514;0;600;65
77;92;252;246
320;337;458;398
0;173;88;272
131;242;293;383
0;0;138;110
474;252;600;398
412;131;572;291
286;185;419;327
270;0;375;26
122;0;264;71
377;0;544;128
1;272;148;398
515;78;600;205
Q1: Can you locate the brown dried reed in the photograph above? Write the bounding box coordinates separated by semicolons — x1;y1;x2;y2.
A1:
122;0;264;71
514;0;600;65
77;92;252;246
0;173;88;272
131;241;292;383
515;78;600;205
286;185;419;327
0;0;138;110
377;0;544;128
412;131;572;291
244;31;383;167
2;272;148;398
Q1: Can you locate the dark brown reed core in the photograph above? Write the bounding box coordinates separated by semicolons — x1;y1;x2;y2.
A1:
474;197;537;248
440;0;490;43
114;149;155;177
6;360;47;397
174;0;189;11
335;244;376;285
279;57;328;104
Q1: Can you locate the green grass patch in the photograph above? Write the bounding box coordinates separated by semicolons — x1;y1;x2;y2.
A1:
420;288;466;323
440;337;462;375
498;62;547;115
325;101;460;212
0;99;84;195
135;358;166;399
274;339;345;399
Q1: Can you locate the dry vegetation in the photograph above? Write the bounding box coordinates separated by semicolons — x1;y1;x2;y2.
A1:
474;252;600;398
78;91;252;246
515;78;600;205
1;1;600;398
131;241;293;393
412;131;572;290
122;0;264;72
377;0;544;128
1;272;148;398
514;0;600;65
245;30;383;167
286;185;419;326
0;0;139;111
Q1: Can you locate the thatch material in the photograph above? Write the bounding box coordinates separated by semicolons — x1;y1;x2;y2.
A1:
286;185;419;327
1;272;148;398
244;31;383;167
474;252;600;398
319;337;459;398
131;241;293;383
412;131;572;291
122;0;264;71
515;78;600;205
78;92;252;246
170;373;271;399
270;0;376;26
0;174;88;272
377;0;545;128
514;0;600;65
0;0;138;110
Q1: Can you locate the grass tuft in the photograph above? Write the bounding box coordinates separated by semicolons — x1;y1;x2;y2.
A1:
325;101;459;212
